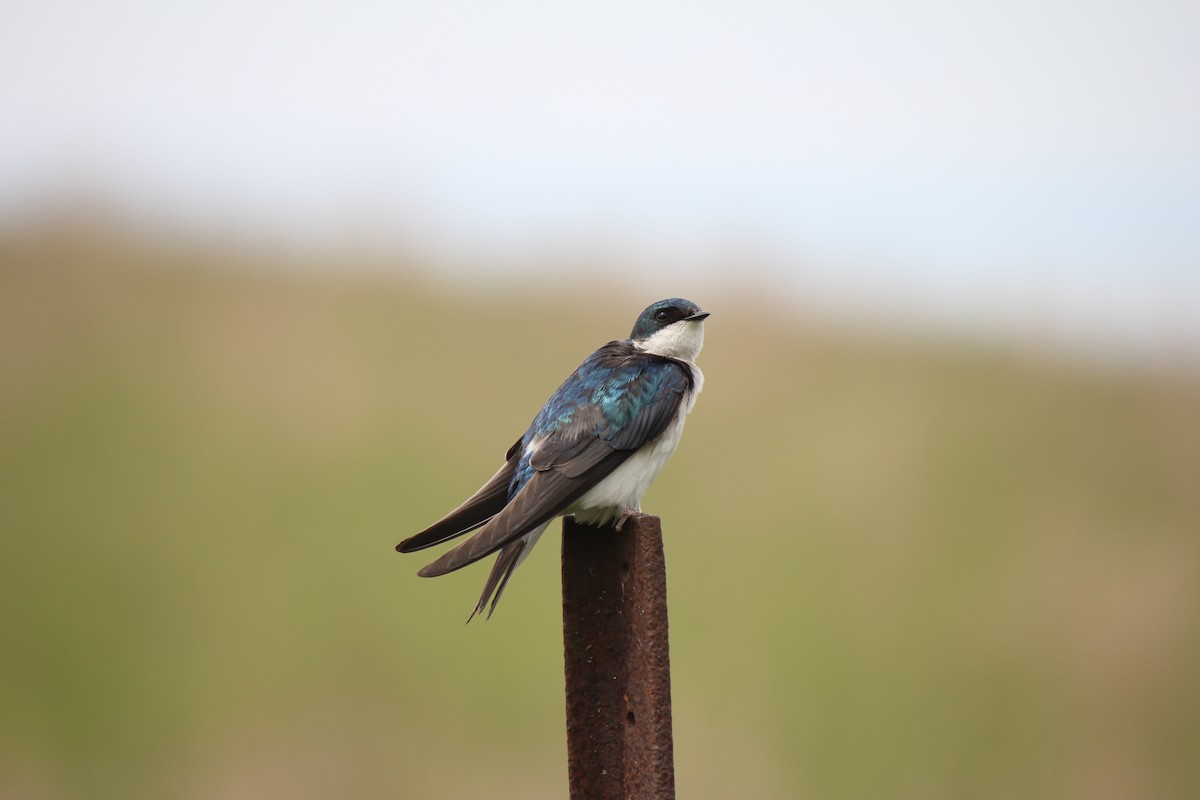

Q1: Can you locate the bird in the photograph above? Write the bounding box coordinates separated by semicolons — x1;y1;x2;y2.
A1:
396;297;709;620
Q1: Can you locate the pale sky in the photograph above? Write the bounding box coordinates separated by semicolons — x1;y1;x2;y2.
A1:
2;0;1198;357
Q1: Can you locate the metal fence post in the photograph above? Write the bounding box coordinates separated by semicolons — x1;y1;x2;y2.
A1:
561;513;676;800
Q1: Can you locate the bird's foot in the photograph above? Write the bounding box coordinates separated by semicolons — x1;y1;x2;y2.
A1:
614;509;648;532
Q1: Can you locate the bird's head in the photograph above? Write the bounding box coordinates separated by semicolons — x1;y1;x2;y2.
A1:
630;298;710;360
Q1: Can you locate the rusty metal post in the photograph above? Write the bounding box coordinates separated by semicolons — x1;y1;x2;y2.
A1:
561;513;676;800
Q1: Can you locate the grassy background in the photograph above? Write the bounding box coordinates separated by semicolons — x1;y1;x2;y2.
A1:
2;231;1198;799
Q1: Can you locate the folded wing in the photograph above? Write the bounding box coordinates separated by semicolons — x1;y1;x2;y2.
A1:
395;438;523;553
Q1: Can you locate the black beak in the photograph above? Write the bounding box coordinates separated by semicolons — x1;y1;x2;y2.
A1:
685;311;711;321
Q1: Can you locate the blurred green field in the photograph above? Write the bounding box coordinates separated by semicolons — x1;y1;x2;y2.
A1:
2;232;1199;800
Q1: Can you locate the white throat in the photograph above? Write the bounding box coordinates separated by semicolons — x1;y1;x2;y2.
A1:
636;319;705;361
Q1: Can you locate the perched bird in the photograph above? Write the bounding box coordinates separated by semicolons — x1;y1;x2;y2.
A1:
397;298;709;620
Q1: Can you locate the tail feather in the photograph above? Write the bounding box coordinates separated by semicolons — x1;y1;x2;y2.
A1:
468;539;525;622
467;520;552;621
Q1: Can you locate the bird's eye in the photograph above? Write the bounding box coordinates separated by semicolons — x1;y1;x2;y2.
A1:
654;309;672;322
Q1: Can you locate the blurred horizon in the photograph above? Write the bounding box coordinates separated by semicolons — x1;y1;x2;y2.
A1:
6;206;1200;373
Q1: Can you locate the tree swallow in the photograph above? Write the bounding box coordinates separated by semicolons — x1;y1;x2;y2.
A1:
397;298;709;620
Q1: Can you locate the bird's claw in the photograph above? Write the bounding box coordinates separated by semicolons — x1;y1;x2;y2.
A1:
614;510;646;532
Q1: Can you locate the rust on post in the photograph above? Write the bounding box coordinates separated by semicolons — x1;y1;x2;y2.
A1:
561;513;676;800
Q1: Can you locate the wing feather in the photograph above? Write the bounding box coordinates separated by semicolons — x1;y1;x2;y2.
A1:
395;438;522;553
416;456;625;576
